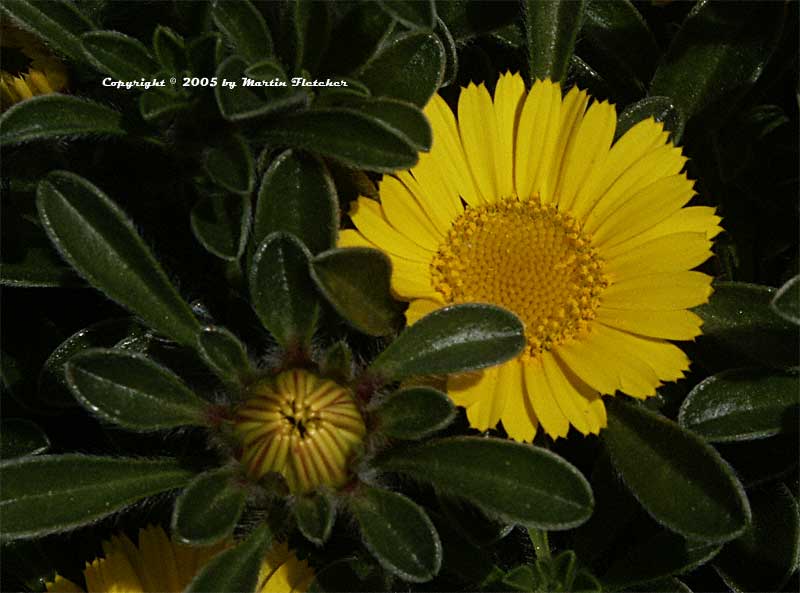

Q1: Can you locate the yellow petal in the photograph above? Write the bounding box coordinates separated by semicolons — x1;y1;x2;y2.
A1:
597;308;704;341
27;69;53;93
458;82;500;203
541;351;594;435
409;151;467;225
493;72;526;198
553;330;620;396
604;232;712;278
348;197;433;262
423;94;482;206
557;359;607;434
405;298;442;325
136;526;180;592
543;86;590;204
378;176;441;249
601;271;713;311
337;228;374;249
514;79;562;201
590;174;696;249
465;363;508;431
523;358;570;438
448;368;494;408
610;206;723;253
555;99;617;212
500;362;539;442
46;575;84;593
389;256;440;300
11;75;33;100
397;170;458;235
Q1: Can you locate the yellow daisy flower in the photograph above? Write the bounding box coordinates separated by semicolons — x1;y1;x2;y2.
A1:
45;526;314;593
339;72;722;442
1;24;68;111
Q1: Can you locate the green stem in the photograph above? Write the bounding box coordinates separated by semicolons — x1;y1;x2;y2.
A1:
528;528;551;561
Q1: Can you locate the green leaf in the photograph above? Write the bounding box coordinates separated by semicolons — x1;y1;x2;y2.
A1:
377;437;594;529
37;171;201;347
377;0;436;29
204;134;255;195
581;0;659;99
602;530;721;587
210;0;273;63
250;232;318;350
319;340;354;383
255;150;338;254
694;282;799;370
257;108;419;172
357;31;445;107
291;0;331;74
523;0;586;83
152;25;186;73
714;484;800;592
139;88;191;123
65;348;208;430
310;247;403;337
375;387;455;440
190;192;251;262
81;31;158;80
604;399;750;543
368;303;525;380
349;485;442;582
186;524;272;593
0;95;124;146
650;1;785;130
615;96;685;144
172;467;247;545
436;17;458;87
436;0;520;41
0;419;49;459
772;275;800;325
321;2;394;74
716;435;798;489
215;55;308;121
678;368;799;442
196;326;251;384
0;0;95;62
0;454;193;540
352;98;432;151
502;565;538;592
294;492;335;546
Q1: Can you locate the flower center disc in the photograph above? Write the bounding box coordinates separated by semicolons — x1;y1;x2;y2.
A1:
431;197;608;357
234;369;365;493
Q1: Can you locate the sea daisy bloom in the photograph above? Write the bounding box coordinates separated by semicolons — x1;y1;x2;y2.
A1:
234;369;366;492
0;24;68;111
45;526;314;593
339;73;722;441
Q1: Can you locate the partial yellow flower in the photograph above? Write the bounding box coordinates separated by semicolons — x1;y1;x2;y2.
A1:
1;23;68;110
45;526;314;593
234;369;366;492
339;72;722;442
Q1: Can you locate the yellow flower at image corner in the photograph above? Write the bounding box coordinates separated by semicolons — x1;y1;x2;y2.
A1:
339;72;723;442
1;23;68;110
234;368;366;493
45;525;315;593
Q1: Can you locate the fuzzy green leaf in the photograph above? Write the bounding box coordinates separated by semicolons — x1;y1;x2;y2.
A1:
375;387;455;440
185;524;272;593
190;192;251;262
152;25;185;73
352;98;432;151
250;233;318;350
37;171;201;346
172;467;246;545
295;492;335;546
139;88;191;123
603;531;721;587
0;454;194;540
82;31;158;80
604;399;750;543
377;437;594;529
0;0;94;62
377;0;436;29
0;419;49;459
311;247;403;337
196;326;251;384
615;96;685;144
350;486;442;583
523;0;586;83
255;150;338;254
0;95;124;146
204;134;255;195
650;1;785;130
321;2;394;74
291;0;331;73
369;303;524;380
436;17;458;87
210;0;273;63
772;275;800;325
714;484;800;592
257;108;419;172
357;31;444;106
678;368;799;442
694;282;799;370
66;348;208;430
